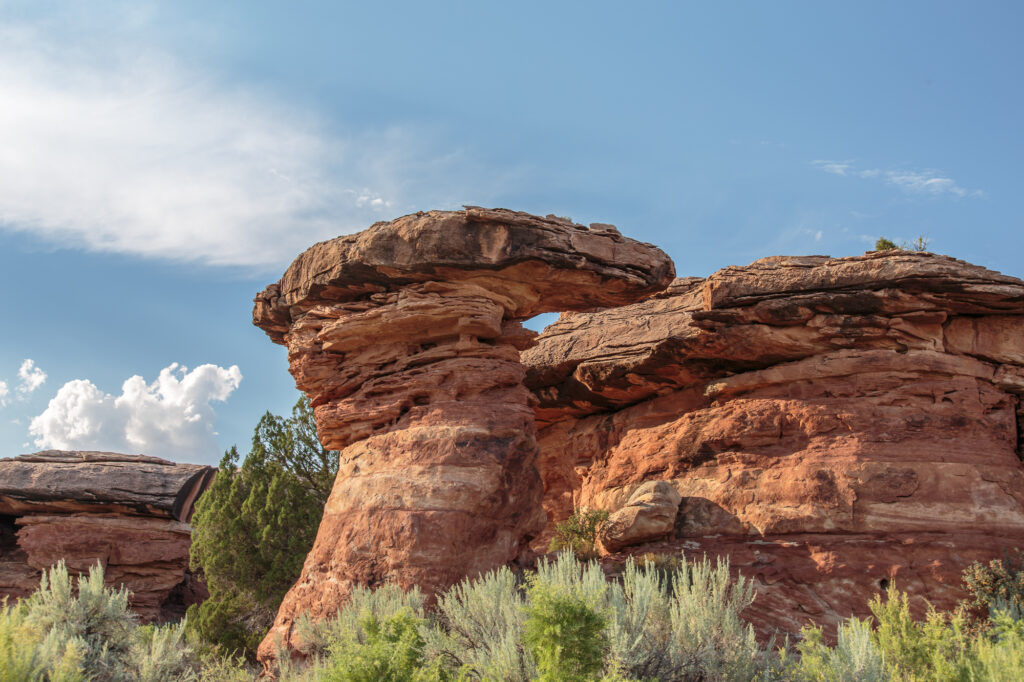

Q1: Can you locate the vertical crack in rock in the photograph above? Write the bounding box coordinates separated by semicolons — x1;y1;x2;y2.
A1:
252;208;674;661
1016;397;1024;462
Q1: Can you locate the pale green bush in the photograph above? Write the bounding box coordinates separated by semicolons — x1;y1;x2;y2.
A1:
194;652;258;682
133;622;195;682
425;565;534;681
792;617;887;681
664;556;763;680
291;582;426;669
605;559;673;679
21;562;135;677
1;597;85;682
968;608;1024;681
0;561;196;682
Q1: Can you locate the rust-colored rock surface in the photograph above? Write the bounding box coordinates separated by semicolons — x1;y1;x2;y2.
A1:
0;451;214;621
252;208;674;661
523;251;1024;636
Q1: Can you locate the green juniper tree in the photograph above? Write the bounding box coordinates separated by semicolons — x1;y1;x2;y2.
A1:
187;396;338;658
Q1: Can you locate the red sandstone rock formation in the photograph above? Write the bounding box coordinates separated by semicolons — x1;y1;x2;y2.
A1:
0;450;214;621
256;211;1024;655
522;251;1024;636
252;208;674;661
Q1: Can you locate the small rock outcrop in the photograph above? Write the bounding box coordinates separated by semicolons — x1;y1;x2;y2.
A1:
600;481;682;553
0;451;215;622
252;207;674;660
524;251;1024;635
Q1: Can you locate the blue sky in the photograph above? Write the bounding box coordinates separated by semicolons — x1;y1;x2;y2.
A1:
0;1;1020;464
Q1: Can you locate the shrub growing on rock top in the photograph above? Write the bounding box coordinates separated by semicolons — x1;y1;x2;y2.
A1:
874;236;930;252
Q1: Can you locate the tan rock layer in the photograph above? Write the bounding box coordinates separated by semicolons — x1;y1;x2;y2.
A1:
0;451;215;522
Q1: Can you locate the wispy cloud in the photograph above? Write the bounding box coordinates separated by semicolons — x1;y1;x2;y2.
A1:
17;359;46;396
29;363;241;461
0;14;498;269
813;160;855;176
0;359;48;407
812;160;980;198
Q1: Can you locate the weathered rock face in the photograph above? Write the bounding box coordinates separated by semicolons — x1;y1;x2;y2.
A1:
523;251;1024;636
0;451;214;622
252;208;674;660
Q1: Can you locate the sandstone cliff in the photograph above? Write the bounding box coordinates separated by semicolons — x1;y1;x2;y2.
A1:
253;209;1024;661
0;450;215;622
523;251;1024;635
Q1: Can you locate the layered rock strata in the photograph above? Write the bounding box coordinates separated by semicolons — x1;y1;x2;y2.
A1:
0;451;214;621
523;251;1024;635
252;207;673;660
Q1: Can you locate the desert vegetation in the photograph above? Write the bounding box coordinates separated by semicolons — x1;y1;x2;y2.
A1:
5;548;1024;680
547;509;611;561
186;397;338;659
874;236;930;252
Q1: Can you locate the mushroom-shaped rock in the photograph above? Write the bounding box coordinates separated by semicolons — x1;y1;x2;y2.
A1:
252;208;674;662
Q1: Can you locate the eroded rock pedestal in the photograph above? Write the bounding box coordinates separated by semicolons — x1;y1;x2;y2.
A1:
0;451;214;621
252;208;673;659
524;252;1024;636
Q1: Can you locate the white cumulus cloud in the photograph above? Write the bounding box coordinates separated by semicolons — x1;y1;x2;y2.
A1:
0;13;495;269
17;359;46;395
812;160;979;198
0;381;8;408
29;363;242;461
